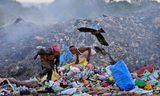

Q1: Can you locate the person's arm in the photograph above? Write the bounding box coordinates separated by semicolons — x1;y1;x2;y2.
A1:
75;52;79;64
34;51;39;60
86;47;91;63
55;55;60;67
34;48;46;60
54;55;60;73
78;47;91;62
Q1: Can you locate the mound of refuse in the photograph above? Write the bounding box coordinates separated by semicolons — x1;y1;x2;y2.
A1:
0;60;159;95
0;11;160;79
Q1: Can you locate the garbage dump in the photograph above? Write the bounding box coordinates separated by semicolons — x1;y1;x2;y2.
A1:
0;59;159;95
0;1;160;96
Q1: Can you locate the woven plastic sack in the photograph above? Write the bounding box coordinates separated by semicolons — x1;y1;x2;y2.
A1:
110;60;135;91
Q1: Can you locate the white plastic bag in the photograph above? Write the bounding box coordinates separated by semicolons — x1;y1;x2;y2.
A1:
61;88;77;95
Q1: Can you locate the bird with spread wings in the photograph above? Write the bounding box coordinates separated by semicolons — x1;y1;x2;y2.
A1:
77;27;109;46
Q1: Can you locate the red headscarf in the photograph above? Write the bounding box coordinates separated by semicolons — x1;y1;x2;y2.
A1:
52;44;60;54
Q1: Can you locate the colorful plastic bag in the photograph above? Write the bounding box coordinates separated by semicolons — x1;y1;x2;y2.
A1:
135;79;146;88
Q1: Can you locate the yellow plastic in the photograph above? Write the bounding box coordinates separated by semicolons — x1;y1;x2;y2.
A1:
95;87;110;91
144;84;152;90
108;76;114;82
36;87;46;91
41;75;47;82
51;70;60;81
40;70;60;82
67;58;88;66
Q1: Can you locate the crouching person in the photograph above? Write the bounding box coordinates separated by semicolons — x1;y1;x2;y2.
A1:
34;45;60;80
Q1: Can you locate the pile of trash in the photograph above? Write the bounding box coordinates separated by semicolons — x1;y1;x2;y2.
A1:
0;59;159;96
1;14;160;79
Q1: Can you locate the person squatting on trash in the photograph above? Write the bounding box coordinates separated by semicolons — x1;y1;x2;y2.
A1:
34;45;60;80
69;46;96;64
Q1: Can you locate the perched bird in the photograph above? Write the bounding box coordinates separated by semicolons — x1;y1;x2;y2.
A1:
77;27;109;46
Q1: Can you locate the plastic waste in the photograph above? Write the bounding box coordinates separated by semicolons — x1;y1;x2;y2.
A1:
105;65;112;77
83;79;89;85
60;46;76;66
51;70;60;81
135;79;146;88
86;64;94;70
110;60;135;91
70;66;80;73
108;76;114;82
61;88;77;95
88;85;94;91
149;70;159;80
144;84;152;90
19;86;30;95
136;65;154;76
149;79;159;86
101;82;109;87
82;87;90;93
67;58;88;66
130;86;153;95
40;70;60;82
141;70;151;80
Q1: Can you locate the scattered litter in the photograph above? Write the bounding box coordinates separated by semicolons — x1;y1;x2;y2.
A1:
0;63;159;95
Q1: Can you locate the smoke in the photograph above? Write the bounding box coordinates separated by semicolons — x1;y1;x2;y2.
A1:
0;0;160;26
0;0;106;26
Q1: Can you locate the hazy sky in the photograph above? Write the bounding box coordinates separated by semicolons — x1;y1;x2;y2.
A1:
16;0;55;4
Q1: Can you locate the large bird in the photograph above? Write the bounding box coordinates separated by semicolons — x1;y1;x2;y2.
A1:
94;46;116;64
77;27;109;46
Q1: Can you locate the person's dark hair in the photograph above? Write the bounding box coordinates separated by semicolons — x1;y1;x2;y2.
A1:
69;45;75;49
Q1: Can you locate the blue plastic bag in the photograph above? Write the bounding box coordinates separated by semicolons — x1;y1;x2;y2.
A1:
110;60;135;91
59;46;76;67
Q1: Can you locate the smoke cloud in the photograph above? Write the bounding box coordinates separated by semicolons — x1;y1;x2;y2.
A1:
0;0;160;26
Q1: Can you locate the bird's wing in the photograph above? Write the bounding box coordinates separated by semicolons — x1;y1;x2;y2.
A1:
95;33;109;46
98;28;105;33
94;46;107;56
78;27;97;33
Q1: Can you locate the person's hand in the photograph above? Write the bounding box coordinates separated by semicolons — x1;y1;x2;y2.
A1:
87;58;90;63
33;56;37;60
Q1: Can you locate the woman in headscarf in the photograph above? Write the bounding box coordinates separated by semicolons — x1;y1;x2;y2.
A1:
34;44;60;80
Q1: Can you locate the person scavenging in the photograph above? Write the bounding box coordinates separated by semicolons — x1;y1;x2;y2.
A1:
34;45;60;80
69;46;97;64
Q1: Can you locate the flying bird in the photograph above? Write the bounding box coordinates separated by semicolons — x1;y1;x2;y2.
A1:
77;27;109;46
